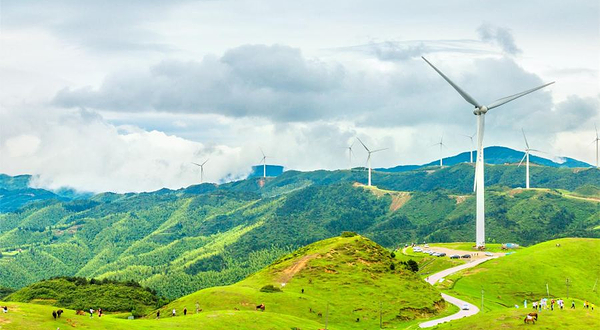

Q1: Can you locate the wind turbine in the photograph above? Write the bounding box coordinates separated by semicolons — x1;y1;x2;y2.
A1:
357;137;387;186
346;141;355;170
191;159;209;183
462;132;476;163
422;56;554;248
433;135;446;167
593;125;600;169
518;129;541;189
259;148;269;178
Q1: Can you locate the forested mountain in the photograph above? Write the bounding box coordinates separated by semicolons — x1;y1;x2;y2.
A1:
0;162;598;299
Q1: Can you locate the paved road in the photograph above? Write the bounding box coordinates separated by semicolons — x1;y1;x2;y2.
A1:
418;256;497;328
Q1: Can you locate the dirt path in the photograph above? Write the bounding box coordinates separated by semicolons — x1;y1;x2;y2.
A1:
278;254;318;284
419;256;497;328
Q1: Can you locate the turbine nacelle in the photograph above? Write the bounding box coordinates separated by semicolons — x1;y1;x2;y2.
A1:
473;106;488;115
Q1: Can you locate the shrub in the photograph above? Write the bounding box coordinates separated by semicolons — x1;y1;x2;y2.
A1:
341;231;358;238
260;284;282;293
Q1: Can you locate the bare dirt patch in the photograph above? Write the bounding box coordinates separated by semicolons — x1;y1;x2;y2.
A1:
389;192;411;211
278;254;318;284
451;195;469;204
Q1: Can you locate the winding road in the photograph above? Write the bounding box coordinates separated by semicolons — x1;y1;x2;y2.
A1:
400;247;498;328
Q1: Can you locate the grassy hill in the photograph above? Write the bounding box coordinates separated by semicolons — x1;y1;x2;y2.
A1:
6;277;164;316
158;234;447;329
441;238;600;311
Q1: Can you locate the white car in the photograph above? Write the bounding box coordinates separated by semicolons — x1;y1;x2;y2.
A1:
485;252;493;256
462;303;470;310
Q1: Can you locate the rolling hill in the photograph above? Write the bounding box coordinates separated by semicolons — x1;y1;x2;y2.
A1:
441;238;600;309
158;234;447;328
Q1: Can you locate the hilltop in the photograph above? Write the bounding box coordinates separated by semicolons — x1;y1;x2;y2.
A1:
160;234;446;328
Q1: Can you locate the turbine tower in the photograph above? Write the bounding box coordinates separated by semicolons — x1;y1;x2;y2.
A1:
357;137;387;187
518;129;541;189
593;125;600;169
422;56;554;248
462;132;476;163
192;159;209;183
433;135;446;167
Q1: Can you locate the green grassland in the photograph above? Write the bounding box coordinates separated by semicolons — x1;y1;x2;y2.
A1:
158;235;447;329
443;238;600;311
0;301;327;330
431;302;599;330
0;235;450;329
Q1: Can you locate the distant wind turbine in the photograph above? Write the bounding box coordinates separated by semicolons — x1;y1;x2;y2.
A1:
191;159;209;183
518;129;541;189
259;148;270;178
422;56;554;248
357;137;387;187
462;132;476;163
432;135;446;167
593;125;600;169
346;141;355;170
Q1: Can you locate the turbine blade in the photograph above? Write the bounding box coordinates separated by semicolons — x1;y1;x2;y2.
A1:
521;128;530;149
518;153;527;167
357;137;370;152
260;147;265;157
487;82;555;110
421;56;481;107
202;159;209;166
371;148;388;153
191;162;201;167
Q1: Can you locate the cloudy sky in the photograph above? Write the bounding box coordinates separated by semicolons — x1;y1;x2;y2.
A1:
1;0;599;192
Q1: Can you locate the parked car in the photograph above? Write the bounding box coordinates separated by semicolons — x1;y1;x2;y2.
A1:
462;303;470;310
436;252;446;257
484;252;493;256
450;254;461;259
461;254;472;258
424;244;430;248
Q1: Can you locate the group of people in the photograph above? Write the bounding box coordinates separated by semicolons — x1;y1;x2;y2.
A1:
156;302;201;319
530;298;595;311
88;307;103;318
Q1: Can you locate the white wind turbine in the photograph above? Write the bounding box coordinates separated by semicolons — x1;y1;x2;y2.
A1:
357;137;387;187
518;129;541;189
433;135;446;167
192;159;209;183
422;56;554;248
259;148;270;178
462;132;476;163
593;125;600;169
346;141;355;170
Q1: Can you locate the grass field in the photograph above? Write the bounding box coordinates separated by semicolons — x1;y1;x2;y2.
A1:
444;238;600;311
0;301;327;330
431;301;599;329
428;242;509;253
